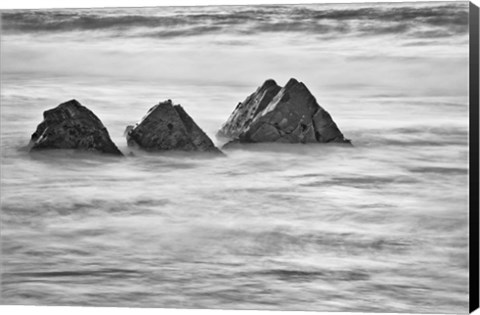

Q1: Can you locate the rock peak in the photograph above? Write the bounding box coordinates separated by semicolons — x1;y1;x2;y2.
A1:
143;99;176;119
48;99;83;116
62;99;81;106
284;78;301;89
260;79;278;89
281;78;312;100
156;99;174;108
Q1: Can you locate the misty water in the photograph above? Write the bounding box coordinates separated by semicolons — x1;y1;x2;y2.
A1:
0;2;470;313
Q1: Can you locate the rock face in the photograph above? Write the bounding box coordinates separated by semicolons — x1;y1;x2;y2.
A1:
218;78;351;145
29;99;123;155
125;100;222;154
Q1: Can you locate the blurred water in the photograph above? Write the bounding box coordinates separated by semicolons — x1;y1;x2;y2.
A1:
0;2;470;313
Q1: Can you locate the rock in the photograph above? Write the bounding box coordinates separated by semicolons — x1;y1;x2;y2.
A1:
217;79;281;139
125;100;222;154
29;99;123;156
218;78;351;145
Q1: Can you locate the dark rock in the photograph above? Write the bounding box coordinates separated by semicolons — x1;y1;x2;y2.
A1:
217;79;281;139
125;100;222;154
29;99;123;156
218;78;351;146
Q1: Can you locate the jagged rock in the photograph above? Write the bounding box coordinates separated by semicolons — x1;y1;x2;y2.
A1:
29;99;123;156
218;78;351;145
217;79;281;140
125;100;222;154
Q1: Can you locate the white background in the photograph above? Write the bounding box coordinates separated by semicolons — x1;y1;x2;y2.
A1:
0;0;478;315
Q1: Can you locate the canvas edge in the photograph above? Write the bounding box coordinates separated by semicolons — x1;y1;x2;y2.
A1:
470;1;480;314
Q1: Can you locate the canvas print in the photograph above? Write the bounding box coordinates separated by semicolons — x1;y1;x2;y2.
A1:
0;1;474;313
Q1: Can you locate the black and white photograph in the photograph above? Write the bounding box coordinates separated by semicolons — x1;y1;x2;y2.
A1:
0;0;476;314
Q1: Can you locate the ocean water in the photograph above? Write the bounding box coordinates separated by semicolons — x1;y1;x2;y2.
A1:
0;2;470;313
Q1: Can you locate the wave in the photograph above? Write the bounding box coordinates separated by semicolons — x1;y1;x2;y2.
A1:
300;175;417;188
3;268;140;280
408;166;467;175
347;125;468;148
0;3;469;39
246;269;370;281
